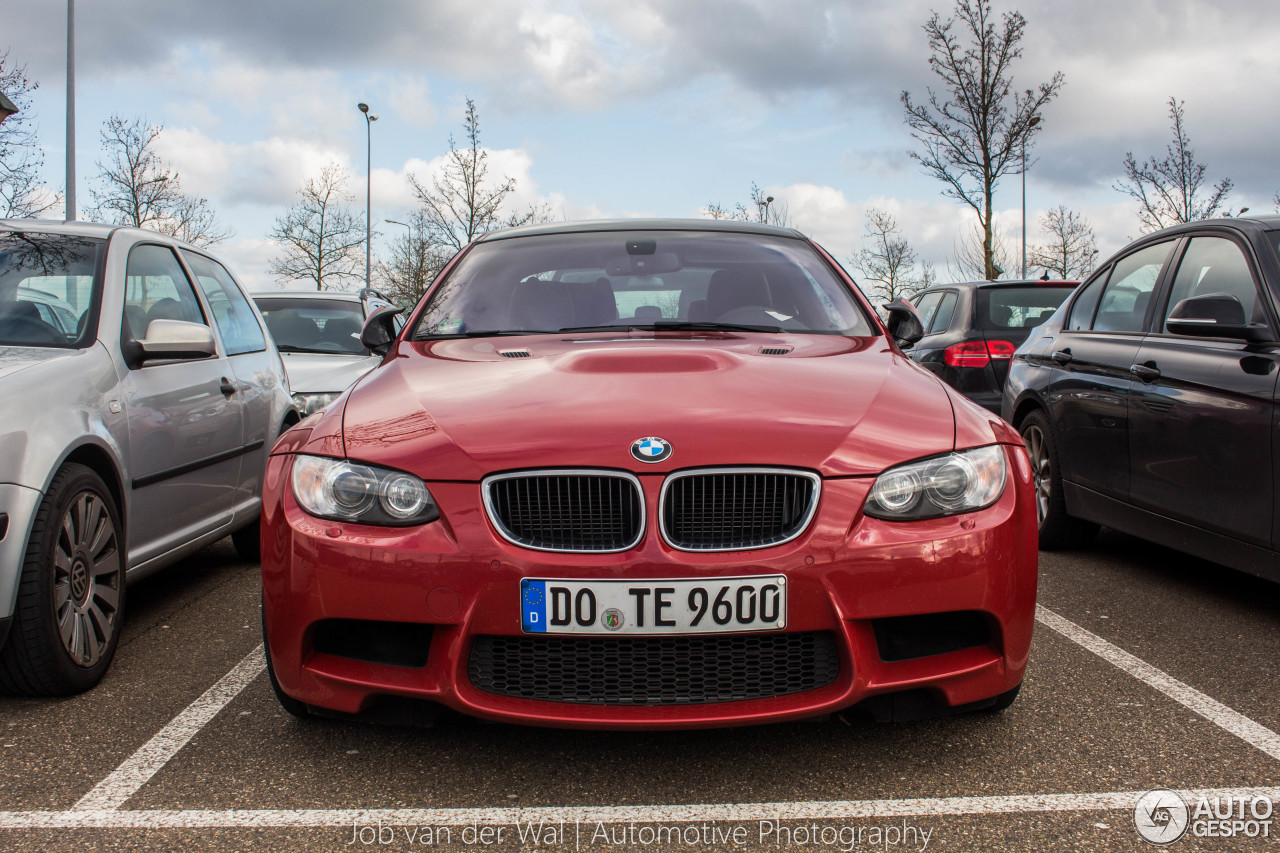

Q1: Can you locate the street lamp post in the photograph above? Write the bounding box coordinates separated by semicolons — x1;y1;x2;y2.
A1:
66;0;76;220
762;195;774;225
1021;115;1041;280
358;102;377;292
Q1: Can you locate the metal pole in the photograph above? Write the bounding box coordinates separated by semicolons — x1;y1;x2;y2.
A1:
1020;136;1026;280
66;0;76;220
365;115;371;291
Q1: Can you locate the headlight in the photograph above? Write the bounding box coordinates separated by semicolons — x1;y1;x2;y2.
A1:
292;391;340;416
291;455;439;526
865;445;1007;520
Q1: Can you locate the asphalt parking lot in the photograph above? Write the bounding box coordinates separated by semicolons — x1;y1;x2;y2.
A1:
2;531;1279;852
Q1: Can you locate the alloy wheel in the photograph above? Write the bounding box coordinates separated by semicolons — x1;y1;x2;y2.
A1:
53;492;122;667
1023;424;1051;527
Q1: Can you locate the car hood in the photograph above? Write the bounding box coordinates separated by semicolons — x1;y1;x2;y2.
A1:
0;346;80;383
279;352;380;394
315;333;994;481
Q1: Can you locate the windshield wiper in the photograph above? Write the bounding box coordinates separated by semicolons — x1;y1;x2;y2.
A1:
558;321;785;334
413;329;554;340
276;344;333;354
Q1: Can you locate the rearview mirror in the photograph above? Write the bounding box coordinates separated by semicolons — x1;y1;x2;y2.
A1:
137;319;217;362
1166;293;1268;342
883;297;925;348
606;252;681;277
360;305;404;356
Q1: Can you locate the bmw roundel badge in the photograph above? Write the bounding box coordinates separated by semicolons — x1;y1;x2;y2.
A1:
631;436;672;463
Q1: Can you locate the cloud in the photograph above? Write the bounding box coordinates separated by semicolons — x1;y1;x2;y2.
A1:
153;128;351;207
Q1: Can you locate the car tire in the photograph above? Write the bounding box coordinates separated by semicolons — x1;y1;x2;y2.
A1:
261;594;309;719
1020;410;1099;551
0;464;125;696
231;520;261;563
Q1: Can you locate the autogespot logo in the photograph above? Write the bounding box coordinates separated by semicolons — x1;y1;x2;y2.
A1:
631;437;672;463
1134;790;1190;845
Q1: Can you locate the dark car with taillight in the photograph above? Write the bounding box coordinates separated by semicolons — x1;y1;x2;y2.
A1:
1002;215;1280;580
907;280;1078;412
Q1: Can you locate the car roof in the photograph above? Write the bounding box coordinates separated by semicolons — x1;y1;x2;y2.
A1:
921;279;1080;290
0;218;212;252
251;290;365;301
475;218;806;243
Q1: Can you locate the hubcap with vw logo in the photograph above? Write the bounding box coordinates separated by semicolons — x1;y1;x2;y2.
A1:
631;437;672;463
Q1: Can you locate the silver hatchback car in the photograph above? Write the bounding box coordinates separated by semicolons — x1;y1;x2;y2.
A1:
0;220;294;695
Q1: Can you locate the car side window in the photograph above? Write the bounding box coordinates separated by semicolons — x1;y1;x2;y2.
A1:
1161;237;1264;332
928;291;957;334
912;291;943;330
182;252;268;355
1066;273;1105;331
122;244;208;341
1091;241;1174;333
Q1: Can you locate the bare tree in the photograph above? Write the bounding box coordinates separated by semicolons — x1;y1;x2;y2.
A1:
376;209;451;308
1115;97;1232;233
855;208;919;303
901;0;1064;280
0;51;59;218
703;182;791;227
408;99;549;253
950;218;1015;281
88;115;230;245
1028;205;1098;279
268;163;366;291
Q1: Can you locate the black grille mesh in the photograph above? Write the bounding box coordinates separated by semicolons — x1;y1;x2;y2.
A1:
468;632;839;705
486;473;642;552
663;471;816;550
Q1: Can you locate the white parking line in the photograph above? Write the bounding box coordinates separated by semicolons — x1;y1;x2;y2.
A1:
71;645;266;811
3;787;1280;829
19;604;1276;830
1035;605;1280;762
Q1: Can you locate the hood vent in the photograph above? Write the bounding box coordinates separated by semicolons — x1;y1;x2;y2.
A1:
759;346;793;356
499;349;532;358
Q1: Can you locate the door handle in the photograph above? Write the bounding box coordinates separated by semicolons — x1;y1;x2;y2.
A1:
1051;349;1072;366
1129;362;1161;382
219;377;237;397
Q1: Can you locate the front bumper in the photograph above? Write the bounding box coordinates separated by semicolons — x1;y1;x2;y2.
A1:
0;483;43;623
261;447;1038;729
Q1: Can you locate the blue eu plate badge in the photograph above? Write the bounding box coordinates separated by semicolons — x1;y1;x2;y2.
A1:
521;579;547;633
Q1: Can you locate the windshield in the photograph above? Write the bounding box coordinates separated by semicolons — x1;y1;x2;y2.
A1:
412;230;874;339
0;232;103;348
977;286;1075;332
254;297;369;355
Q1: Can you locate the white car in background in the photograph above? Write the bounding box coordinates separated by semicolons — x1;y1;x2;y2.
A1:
252;289;401;415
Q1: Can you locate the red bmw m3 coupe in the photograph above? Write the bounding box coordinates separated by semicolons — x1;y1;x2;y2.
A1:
260;220;1037;729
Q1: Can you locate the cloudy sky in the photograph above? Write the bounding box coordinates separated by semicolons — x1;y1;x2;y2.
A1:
7;0;1278;290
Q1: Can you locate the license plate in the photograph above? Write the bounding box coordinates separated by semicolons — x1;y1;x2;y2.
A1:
520;576;787;635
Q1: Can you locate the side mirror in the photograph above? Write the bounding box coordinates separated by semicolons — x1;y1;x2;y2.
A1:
360;305;404;356
137;319;217;362
1166;293;1268;342
883;297;925;348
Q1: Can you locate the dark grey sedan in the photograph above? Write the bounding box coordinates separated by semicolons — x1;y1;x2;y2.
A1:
1002;215;1280;580
0;220;294;695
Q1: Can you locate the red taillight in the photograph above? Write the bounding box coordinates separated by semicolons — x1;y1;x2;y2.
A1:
944;340;1015;367
986;340;1016;359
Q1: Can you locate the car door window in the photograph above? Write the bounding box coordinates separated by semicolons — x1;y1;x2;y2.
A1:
927;291;957;334
1161;236;1264;331
182;252;267;355
122;245;208;341
912;291;942;330
1092;242;1174;333
1066;273;1105;331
